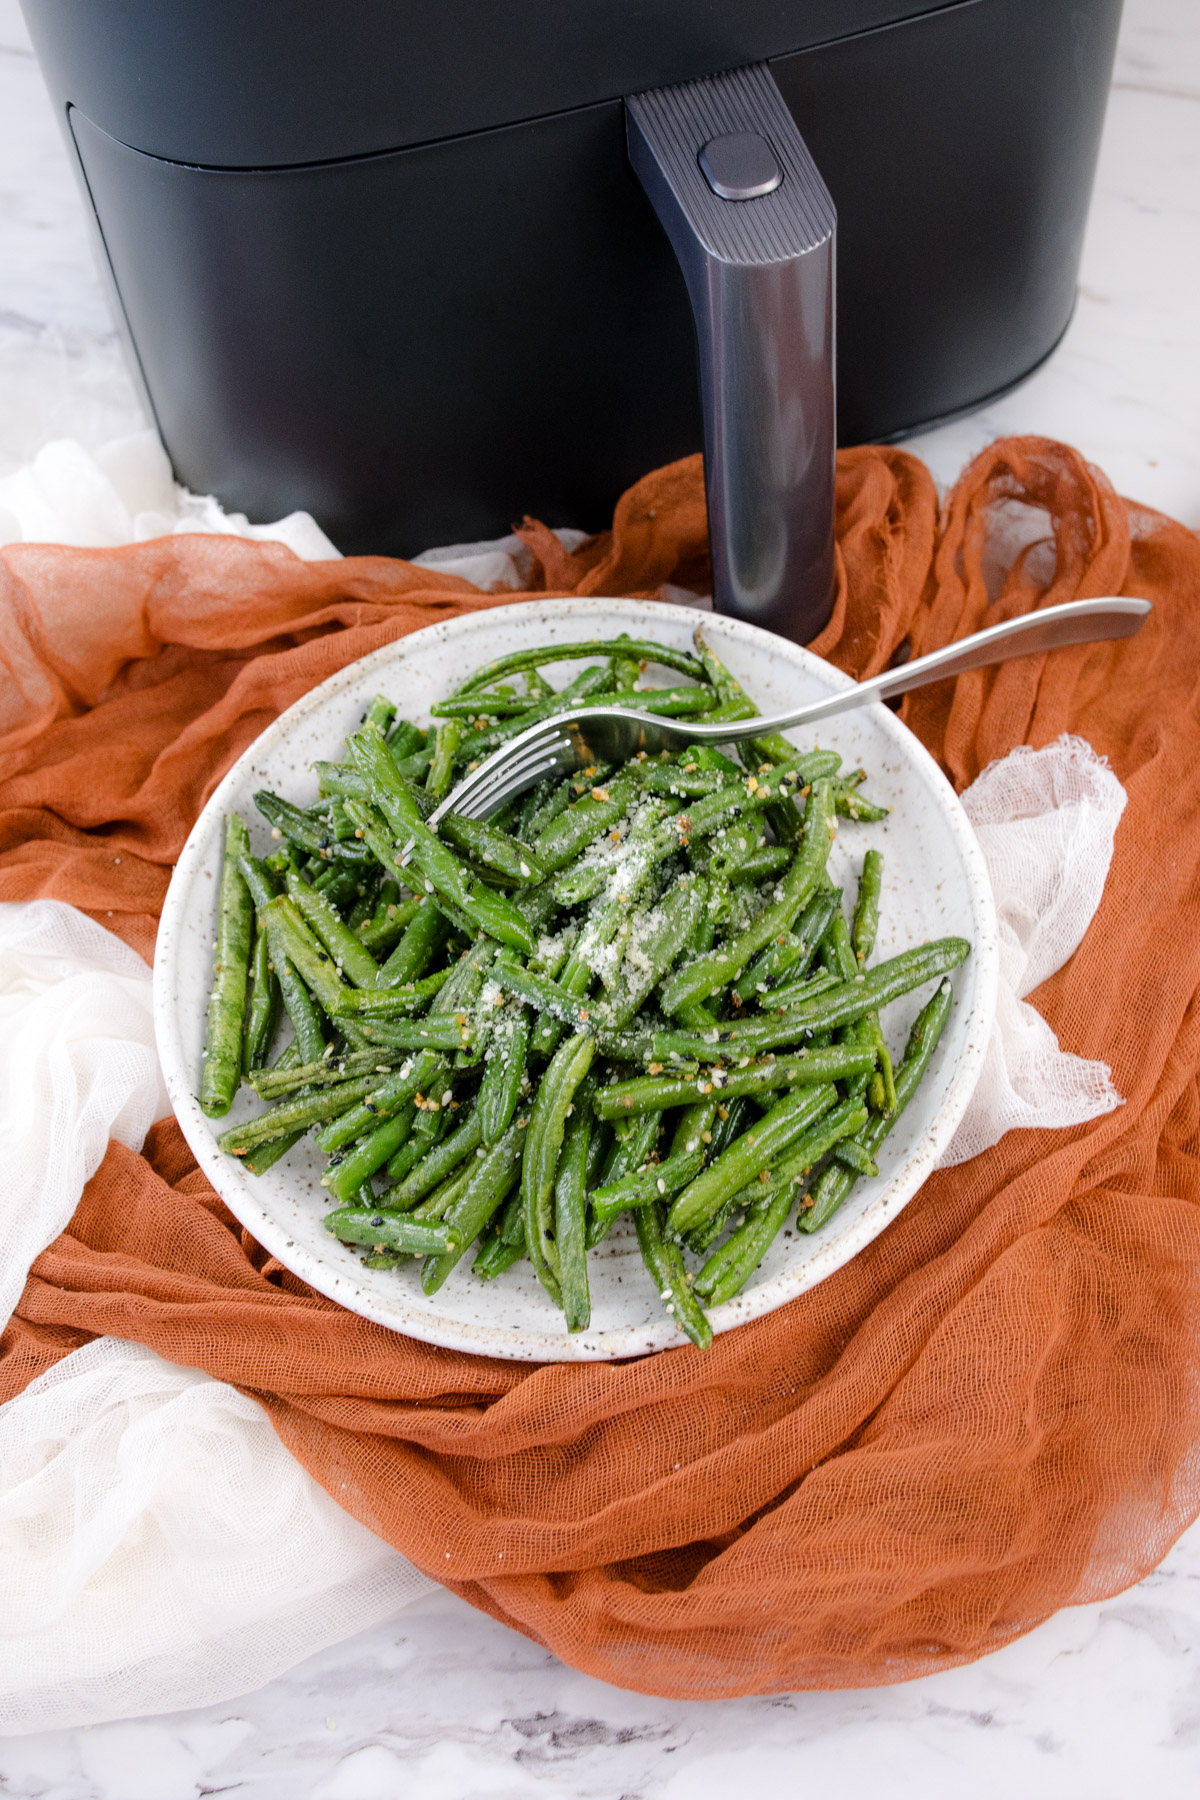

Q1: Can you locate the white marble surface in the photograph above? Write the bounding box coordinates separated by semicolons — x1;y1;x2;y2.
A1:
1;0;1199;1792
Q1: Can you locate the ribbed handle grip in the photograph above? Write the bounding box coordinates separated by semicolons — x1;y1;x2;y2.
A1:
626;64;837;646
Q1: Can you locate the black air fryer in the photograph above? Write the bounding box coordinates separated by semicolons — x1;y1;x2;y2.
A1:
22;1;1121;641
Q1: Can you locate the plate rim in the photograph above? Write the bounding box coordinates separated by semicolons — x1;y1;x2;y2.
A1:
154;597;998;1362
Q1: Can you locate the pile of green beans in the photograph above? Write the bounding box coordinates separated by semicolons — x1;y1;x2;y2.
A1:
201;628;969;1347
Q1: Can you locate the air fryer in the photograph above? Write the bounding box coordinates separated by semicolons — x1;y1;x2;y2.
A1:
20;0;1122;641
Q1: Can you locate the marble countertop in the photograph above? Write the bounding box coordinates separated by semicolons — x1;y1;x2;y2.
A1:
1;0;1198;1793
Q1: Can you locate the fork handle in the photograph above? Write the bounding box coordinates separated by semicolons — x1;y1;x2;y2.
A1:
686;596;1152;739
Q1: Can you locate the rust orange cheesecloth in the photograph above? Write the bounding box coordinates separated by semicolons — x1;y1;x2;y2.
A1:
1;435;1198;1698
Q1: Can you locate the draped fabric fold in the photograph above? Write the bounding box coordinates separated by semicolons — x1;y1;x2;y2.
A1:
2;437;1198;1698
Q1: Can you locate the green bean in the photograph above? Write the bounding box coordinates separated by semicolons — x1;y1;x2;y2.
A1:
217;1075;380;1156
754;747;843;786
832;1138;879;1177
704;816;768;885
649;776;778;859
452;638;704;698
734;886;841;1003
356;892;420;955
250;1047;397;1099
430;936;496;1014
848;851;897;1113
412;1159;476;1222
851;849;883;961
638;762;726;798
235;852;279;913
835;781;889;821
333;967;451;1016
421;1123;525;1294
257;914;326;1065
586;1110;660;1247
387;718;425;759
344;1012;472;1052
260;896;350;1016
237;1047;304;1174
694;1101;868;1301
451;663;615;760
525;903;616;1057
492;962;598;1029
310;863;364;912
659;780;836;1014
323;1098;430;1204
691;628;819;845
425;720;462;799
696;1182;794;1305
634;1202;712;1350
641;937;971;1062
384;1100;445;1184
347;726;535;954
384;1106;484;1207
439;813;546;885
709;1088;750;1146
669;1099;718;1159
374;893;447;987
315;761;370;802
549;794;676;910
473;1189;527;1278
609;638;643;690
531;771;643;875
604;685;718;717
200;815;254;1116
478;1008;530;1145
729;843;792;883
241;921;280;1075
433;693;543;719
363;694;396;736
517;778;568;842
393;746;435;782
284;868;381;990
690;627;746;705
313;1050;447;1154
254;790;371;863
454;684;715;731
324;1207;451;1255
345;880;377;933
822;910;875;1107
593;1044;876;1118
603;875;707;1029
800;977;954;1233
522;1031;595;1303
554;1095;593;1330
667;1083;838;1235
589;1141;707;1226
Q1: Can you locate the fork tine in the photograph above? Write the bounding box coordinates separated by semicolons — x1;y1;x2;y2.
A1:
423;723;577;834
464;752;566;820
453;745;568;821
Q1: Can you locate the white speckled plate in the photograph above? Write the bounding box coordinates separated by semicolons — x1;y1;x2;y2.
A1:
155;599;997;1361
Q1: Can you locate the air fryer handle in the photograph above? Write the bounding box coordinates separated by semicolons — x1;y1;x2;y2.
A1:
626;65;837;645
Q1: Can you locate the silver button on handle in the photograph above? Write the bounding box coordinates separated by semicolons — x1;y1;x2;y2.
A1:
698;131;783;201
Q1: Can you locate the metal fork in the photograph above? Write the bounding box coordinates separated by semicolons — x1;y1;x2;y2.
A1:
425;596;1150;831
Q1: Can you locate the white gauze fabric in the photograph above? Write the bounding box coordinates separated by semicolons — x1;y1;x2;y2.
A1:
0;1340;430;1735
0;432;342;560
939;733;1126;1166
0;900;430;1735
0;899;171;1329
